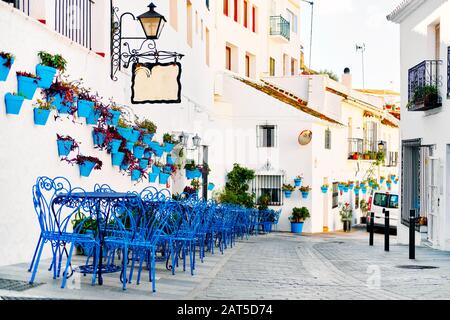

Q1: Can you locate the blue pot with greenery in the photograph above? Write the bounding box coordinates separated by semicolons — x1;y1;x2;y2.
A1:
159;173;170;185
0;56;14;81
139;159;149;169
36;64;57;89
294;178;302;187
164;165;172;173
17;75;39;100
4;93;24;115
125;141;134;151
167;155;174;165
208;183;215;191
152;165;161;174
362;188;367;194
106;109;121;126
149;172;158;183
79;161;96;177
284;190;293;198
109;139;122;154
112;152;125;167
128;130;141;143
343;186;349;193
186;169;200;180
133;145;145;159
153;145;164;157
92;130;105;146
321;186;328;194
57;139;73;157
291;222;304;234
86;109;100;125
120;162;130;171
34;108;51;126
77;100;95;118
131;170;141;181
117;127;132;140
301;191;310;199
143;133;154;145
164;143;175;153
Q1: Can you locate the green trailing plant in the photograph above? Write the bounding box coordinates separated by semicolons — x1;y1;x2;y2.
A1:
191;178;201;190
407;85;439;109
217;163;256;208
282;184;295;191
290;207;310;223
136;119;157;134
300;186;311;193
38;51;67;72
163;133;178;144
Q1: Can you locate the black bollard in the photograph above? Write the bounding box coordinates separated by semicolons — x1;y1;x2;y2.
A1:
384;208;390;252
369;211;374;246
410;209;416;260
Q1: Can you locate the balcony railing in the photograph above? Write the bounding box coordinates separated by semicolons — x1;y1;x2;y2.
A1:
407;60;442;111
269;16;290;41
55;0;93;50
1;0;30;15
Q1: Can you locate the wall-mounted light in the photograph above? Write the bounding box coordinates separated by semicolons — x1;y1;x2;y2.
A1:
193;134;202;148
137;3;167;40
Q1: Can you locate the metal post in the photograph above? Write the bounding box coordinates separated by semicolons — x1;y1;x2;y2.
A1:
409;209;416;260
384;208;389;252
202;145;209;201
369;211;374;246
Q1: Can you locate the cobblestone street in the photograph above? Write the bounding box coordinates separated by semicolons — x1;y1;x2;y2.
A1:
1;230;450;300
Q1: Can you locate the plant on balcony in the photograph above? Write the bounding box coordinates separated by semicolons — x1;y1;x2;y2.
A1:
282;184;295;198
56;134;79;157
33;99;55;126
36;51;67;89
407;85;439;110
289;207;310;234
349;152;360;160
0;51;15;81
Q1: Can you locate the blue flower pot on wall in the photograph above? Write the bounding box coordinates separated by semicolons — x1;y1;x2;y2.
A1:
380;179;385;185
36;64;57;89
159;173;170;185
92;131;106;146
106;110;121;126
164;143;175;153
77;100;95;118
51;93;77;114
284;190;293;198
349;184;354;190
164;165;172;174
0;56;14;81
17;75;39;100
128;130;141;143
4;93;24;115
153;145;164;157
294;179;302;187
125;141;134;152
133;145;145;159
57;139;73;157
338;184;344;191
33;108;51;126
117;127;132;140
354;189;360;195
139;159;149;169
112;152;125;167
86;110;100;125
186;169;201;180
386;183;392;190
343;187;349;193
148;141;160;150
321;186;328;194
301;191;310;199
149;172;158;183
120;162;130;171
208;183;215;191
362;188;367;194
131;170;141;181
79;161;96;177
143;133;154;145
263;222;273;233
291;222;304;234
109;139;122;154
152;165;161;174
167;155;174;165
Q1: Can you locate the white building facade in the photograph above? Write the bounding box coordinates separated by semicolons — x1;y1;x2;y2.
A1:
388;0;450;251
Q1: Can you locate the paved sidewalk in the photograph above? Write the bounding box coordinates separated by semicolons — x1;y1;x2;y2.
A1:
1;230;450;300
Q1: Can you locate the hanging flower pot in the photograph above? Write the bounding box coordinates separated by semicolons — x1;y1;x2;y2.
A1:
128;129;141;143
4;93;24;115
79;161;96;177
152;165;162;174
77;100;95;118
17;72;39;100
86;109;100;125
139;159;149;169
390;175;396;181
148;141;160;150
143;133;155;145
56;136;75;157
301;192;310;199
186;169;201;180
120;162;130;171
92;129;106;146
167;155;174;165
144;148;152;159
108;139;122;154
33;107;51;126
294;178;302;187
354;188;360;195
300;186;311;199
0;53;14;81
153;145;164;157
117;127;132;140
386;182;392;190
284;190;293;198
149;172;158;183
131;169;142;181
321;186;329;194
50;92;77;114
362;188;367;194
164;143;175;153
394;179;398;185
133;144;145;159
36;64;57;89
112;152;125;167
164;165;172;173
208;183;215;191
125;141;134;152
343;186;349;193
106;109;121;126
338;184;344;191
159;172;170;185
72;156;102;178
349;183;355;190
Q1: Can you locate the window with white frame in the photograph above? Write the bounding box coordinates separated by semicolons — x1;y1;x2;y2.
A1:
286;9;298;33
364;120;378;152
252;174;283;206
257;125;277;148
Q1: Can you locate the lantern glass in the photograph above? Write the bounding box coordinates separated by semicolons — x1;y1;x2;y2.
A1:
137;3;166;40
193;134;201;148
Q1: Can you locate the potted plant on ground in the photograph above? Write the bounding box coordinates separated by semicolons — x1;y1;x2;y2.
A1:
33;99;54;126
163;133;179;153
339;203;353;232
321;184;329;193
16;71;40;100
300;186;311;199
360;199;369;224
36;51;67;89
289;207;310;234
294;175;303;187
0;51;15;81
56;134;79;157
4;92;25;115
282;184;295;198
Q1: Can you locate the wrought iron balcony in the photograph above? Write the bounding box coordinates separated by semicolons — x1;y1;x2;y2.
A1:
269;15;290;42
407;60;442;111
348;138;363;160
1;0;30;15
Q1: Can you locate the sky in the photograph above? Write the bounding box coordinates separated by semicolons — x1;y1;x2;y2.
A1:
300;0;401;91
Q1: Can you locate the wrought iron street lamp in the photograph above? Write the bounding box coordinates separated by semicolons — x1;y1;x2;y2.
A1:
137;3;166;40
378;141;385;152
179;132;189;148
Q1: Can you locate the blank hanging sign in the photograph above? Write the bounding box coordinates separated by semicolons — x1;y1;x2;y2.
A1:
131;62;182;104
